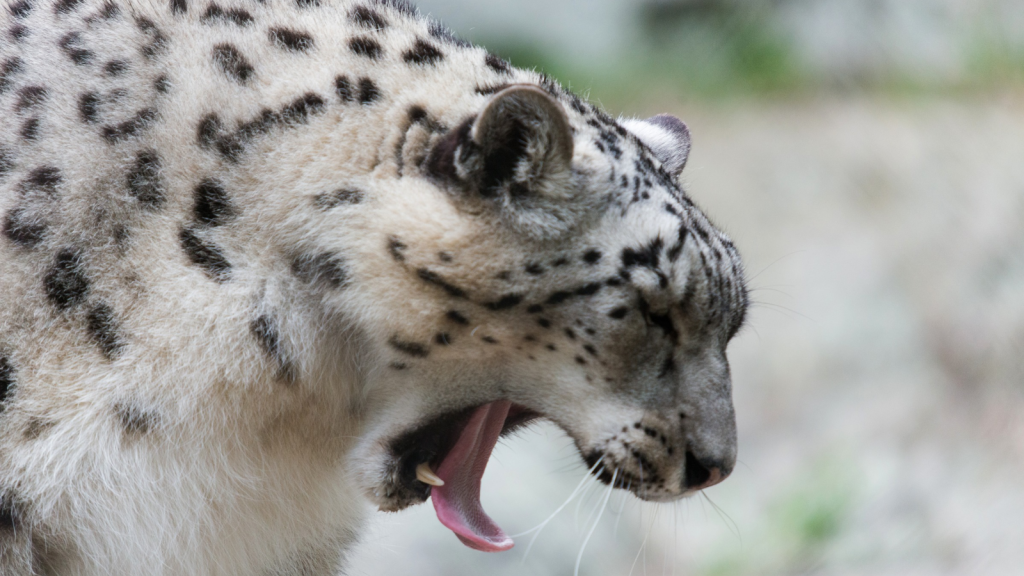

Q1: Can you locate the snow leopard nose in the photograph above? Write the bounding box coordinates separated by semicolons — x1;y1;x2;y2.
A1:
683;450;730;491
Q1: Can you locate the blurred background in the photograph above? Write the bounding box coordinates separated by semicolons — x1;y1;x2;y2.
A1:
346;0;1024;574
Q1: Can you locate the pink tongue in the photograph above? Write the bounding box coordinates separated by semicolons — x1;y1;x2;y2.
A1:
431;400;514;552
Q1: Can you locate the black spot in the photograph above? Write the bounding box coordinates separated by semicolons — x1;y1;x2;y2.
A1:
335;75;354;102
192;178;233;226
389;362;406;370
358;78;380;104
482;336;498;344
20;118;39;140
526;304;543;314
101;107;157;143
435;333;451;345
137;19;168;59
403;38;444;65
103;59;129;76
292;252;349;289
608;306;629;319
546;291;572;306
44;248;89;311
25;166;61;191
0;492;21;530
252;315;297;382
281;93;325;122
564;328;576;340
525;263;545;275
212;44;254;84
10;0;31;17
154;74;171;93
446;310;469;325
387;236;407;261
475;83;511;96
575;282;602;296
58;32;93;64
485;53;511;74
127;150;165;209
583;344;598;356
389;336;429;358
55;0;83;13
201;3;253;25
350;6;387;29
428;20;471;47
621;237;663;269
658;356;675;378
575;355;586;365
537;318;551;329
583;249;602;264
0;149;12;178
295;0;319;6
3;207;45;247
486;294;522;311
115;403;154;434
78;92;100;123
0;353;14;405
196;113;223;149
15;86;46;110
545;343;556;351
372;0;415;16
416;268;467;298
552;257;569;267
270;27;314;52
0;57;23;94
9;24;28;41
179;227;231;281
585;328;596;336
349;37;382;59
169;0;187;14
87;302;124;359
437;251;453;263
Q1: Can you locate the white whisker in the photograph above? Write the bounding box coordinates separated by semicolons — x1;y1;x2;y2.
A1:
574;469;616;576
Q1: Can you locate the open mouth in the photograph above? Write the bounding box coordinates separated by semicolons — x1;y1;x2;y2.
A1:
387;400;540;552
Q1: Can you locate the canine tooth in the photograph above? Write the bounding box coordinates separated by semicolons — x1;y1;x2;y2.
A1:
416;463;444;486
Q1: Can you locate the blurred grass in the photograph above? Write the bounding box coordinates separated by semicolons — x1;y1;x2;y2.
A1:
480;2;1024;107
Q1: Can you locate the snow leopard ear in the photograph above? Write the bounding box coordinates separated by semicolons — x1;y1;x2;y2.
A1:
470;84;574;199
622;114;691;178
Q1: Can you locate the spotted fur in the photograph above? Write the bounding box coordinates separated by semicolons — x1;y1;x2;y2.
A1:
0;0;747;574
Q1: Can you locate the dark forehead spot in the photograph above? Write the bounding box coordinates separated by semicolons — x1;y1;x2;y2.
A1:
526;304;543;314
45;248;89;311
314;187;363;209
537;318;551;329
583;249;602;264
552;257;569;267
564;328;576;340
15;86;47;110
349;37;383;59
78;92;100;123
335;75;353;102
170;0;187;14
3;207;46;247
435;333;451;345
20;118;39;141
350;6;387;29
408;105;427;123
291;252;349;289
486;294;523;311
10;0;32;17
0;57;24;94
403;38;444;66
58;32;93;65
193;178;234;226
387;236;407;261
525;263;544;276
0;353;15;405
87;302;125;360
196;113;222;148
201;4;253;26
545;343;556;351
482;336;498;344
212;44;254;84
26;166;62;190
127;149;166;209
179;227;231;281
295;0;319;6
101;107;157;143
417;268;467;298
446;310;469;325
55;0;84;13
281;92;325;121
358;77;380;104
270;27;314;52
103;59;129;76
115;403;155;435
389;336;429;358
485;53;511;74
583;344;598;356
154;74;171;92
9;24;29;41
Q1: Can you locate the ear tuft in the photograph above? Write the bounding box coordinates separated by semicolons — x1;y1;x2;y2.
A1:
622;114;691;178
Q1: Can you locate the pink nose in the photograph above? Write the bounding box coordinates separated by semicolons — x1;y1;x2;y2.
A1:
683;451;731;490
